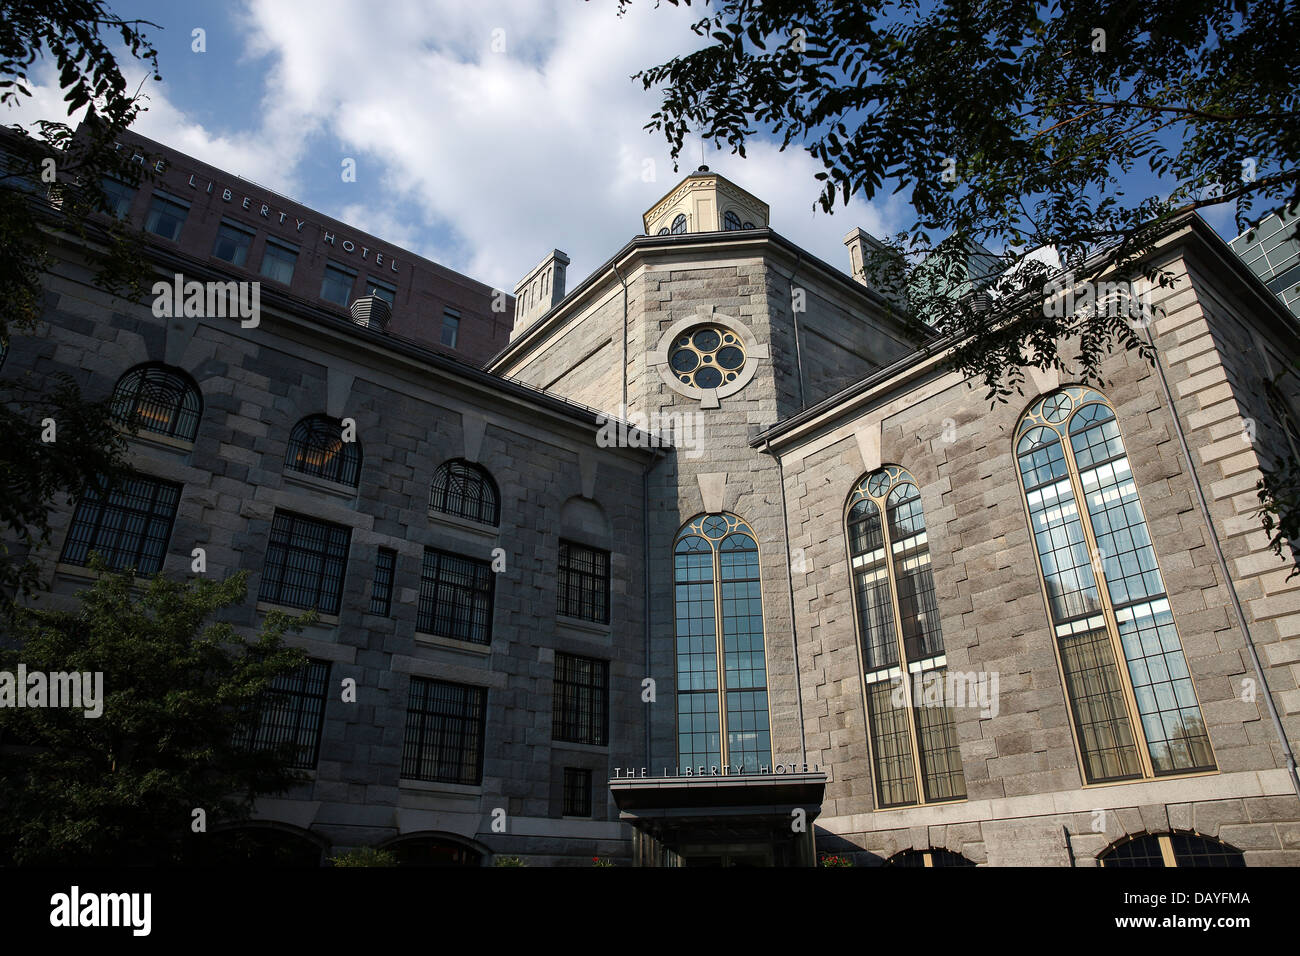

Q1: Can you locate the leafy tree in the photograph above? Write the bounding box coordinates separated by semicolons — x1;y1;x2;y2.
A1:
0;0;162;601
622;0;1300;574
329;846;398;867
0;565;314;865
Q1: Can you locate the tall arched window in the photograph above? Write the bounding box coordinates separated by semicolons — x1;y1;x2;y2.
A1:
111;363;202;441
1016;386;1214;783
885;848;976;868
285;415;361;487
673;513;771;772
1099;831;1244;867
670;213;688;235
429;459;499;526
847;466;966;808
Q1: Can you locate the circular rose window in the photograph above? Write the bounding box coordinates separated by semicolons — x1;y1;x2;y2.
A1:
667;325;747;390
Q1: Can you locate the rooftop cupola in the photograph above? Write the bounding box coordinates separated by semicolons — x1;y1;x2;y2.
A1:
642;165;769;236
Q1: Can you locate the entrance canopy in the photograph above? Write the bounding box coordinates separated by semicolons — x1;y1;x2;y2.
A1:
609;772;827;867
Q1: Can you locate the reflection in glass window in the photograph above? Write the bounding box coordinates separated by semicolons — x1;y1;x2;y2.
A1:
144;193;188;241
366;277;396;305
261;239;298;284
847;467;965;808
1099;831;1244;867
101;177;135;219
1016;387;1214;782
441;309;460;348
320;262;356;306
673;513;771;772
212;221;254;267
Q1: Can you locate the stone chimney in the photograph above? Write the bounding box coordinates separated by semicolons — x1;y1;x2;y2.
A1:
844;227;905;308
349;293;392;331
511;249;569;338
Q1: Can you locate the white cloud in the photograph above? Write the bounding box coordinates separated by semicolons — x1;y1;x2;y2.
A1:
9;0;908;293
232;0;906;290
2;55;303;197
125;75;305;194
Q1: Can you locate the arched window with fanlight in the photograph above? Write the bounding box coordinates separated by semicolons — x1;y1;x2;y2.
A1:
111;363;202;441
1099;831;1244;867
885;847;977;868
723;210;742;231
673;513;771;772
670;213;688;235
429;459;499;526
285;415;361;487
846;466;966;808
1015;386;1215;784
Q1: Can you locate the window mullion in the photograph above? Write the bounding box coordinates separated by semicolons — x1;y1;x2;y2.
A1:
879;501;927;802
1158;834;1178;867
1058;417;1155;780
713;544;729;767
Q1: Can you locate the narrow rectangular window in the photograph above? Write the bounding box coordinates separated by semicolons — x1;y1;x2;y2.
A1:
1057;620;1143;781
258;510;351;615
260;238;298;284
558;540;610;623
866;678;917;808
417;548;494;643
320;262;356;306
553;653;609;746
144;193;189;241
441;309;460;348
212;220;254;267
59;473;182;576
370;547;396;616
402;677;487;784
235;659;330;769
101;177;135;219
562;768;593;816
366;277;396;305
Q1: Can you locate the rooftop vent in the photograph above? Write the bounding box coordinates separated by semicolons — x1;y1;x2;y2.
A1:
350;294;392;331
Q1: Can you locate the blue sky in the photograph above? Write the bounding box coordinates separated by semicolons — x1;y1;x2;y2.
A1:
8;0;1243;292
11;0;904;291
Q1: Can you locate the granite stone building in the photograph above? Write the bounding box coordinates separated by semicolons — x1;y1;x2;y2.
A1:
6;130;1300;866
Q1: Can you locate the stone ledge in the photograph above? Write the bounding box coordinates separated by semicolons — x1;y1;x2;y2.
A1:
414;632;492;656
282;469;360;501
